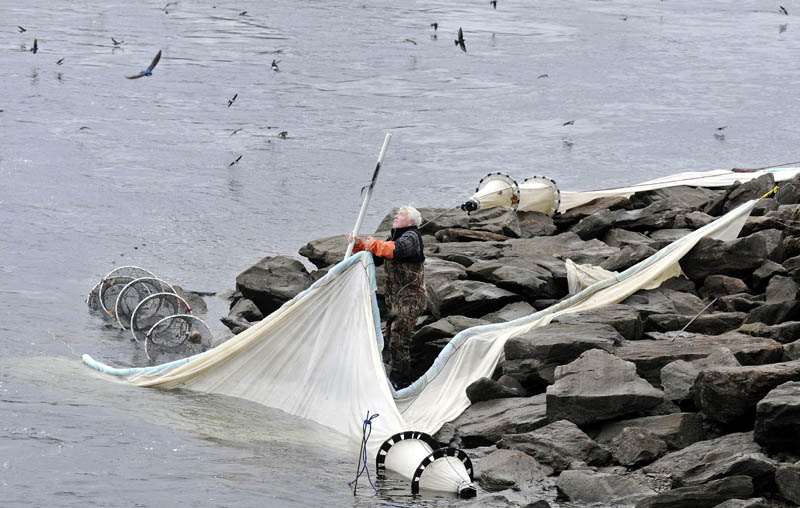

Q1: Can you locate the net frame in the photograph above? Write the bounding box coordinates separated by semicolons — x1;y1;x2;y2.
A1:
97;266;157;314
144;314;213;362
129;292;192;342
114;277;176;329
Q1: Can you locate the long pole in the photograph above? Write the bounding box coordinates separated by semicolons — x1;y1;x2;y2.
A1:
344;133;392;259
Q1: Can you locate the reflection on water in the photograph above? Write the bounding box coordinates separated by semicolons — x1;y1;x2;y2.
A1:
1;0;799;505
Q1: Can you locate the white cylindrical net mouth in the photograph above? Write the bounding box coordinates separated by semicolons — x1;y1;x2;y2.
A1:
518;175;561;215
462;172;520;212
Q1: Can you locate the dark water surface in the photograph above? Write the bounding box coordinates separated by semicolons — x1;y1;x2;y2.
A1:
1;0;799;506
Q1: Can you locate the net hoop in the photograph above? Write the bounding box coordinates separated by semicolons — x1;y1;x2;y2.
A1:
144;314;213;362
114;277;176;329
130;292;192;342
518;175;561;216
97;266;157;314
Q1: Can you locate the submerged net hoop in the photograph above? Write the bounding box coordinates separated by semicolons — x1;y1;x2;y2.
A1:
114;277;176;330
87;281;104;312
518;175;561;216
130;292;192;342
144;314;213;362
97;266;157;315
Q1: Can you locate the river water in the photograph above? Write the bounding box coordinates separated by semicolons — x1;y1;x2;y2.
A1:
1;0;798;506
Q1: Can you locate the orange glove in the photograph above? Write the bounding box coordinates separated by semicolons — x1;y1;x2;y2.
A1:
351;237;367;253
367;239;395;259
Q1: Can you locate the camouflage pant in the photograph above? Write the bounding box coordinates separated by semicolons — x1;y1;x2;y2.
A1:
384;260;426;381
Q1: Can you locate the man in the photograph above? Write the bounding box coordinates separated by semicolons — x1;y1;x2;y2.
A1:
350;206;426;384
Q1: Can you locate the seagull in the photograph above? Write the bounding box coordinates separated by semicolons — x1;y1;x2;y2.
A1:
30;38;38;54
278;131;288;139
455;27;466;52
430;22;438;31
537;73;549;79
490;0;497;9
126;49;161;79
17;26;26;33
229;155;242;166
563;120;575;126
271;59;280;71
162;2;177;13
239;10;247;16
779;5;789;15
404;38;417;45
56;58;64;65
229;128;243;136
227;93;238;107
112;37;124;46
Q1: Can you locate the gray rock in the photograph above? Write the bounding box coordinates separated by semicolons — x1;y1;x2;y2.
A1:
679;210;715;229
765;275;800;304
622;288;704;318
298;235;348;269
754;381;800;453
703;173;775;215
555;196;632;229
717;294;765;313
467;259;561;300
434;227;510;243
602;228;656;248
475;449;548;492
553;304;644;341
546;349;663;425
469;208;522;238
601;244;658;272
661;349;741;402
635;475;753;508
644;432;764;480
680;229;785;282
738;321;800;344
751;261;788;290
556;469;656;506
229;297;263;322
712;499;768;508
645;312;746;335
700;275;749;299
694;360;800;429
428;240;506;267
219;314;252;335
784;338;800;361
504;322;621;390
649;228;694;246
503;233;617;267
235;256;313;314
482;301;537;323
410;315;488;348
775;464;800;505
594;413;705;451
498;419;610;474
517;210;557;238
172;285;208;314
426;279;521;319
611;427;668;466
677;451;776;489
631;186;721;210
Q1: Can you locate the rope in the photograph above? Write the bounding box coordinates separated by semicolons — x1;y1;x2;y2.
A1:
348;411;380;495
759;185;779;199
731;160;800;172
47;328;81;358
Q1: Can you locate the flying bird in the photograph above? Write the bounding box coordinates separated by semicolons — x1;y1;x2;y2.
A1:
239;10;247;16
162;2;177;13
779;5;789;15
455;27;466;52
112;37;124;46
31;38;38;54
490;0;497;9
563;120;575;126
126;50;161;79
430;22;438;31
537;73;549;79
229;128;243;136
56;58;64;65
229;155;242;166
278;131;288;139
17;26;26;33
227;93;238;107
271;59;280;71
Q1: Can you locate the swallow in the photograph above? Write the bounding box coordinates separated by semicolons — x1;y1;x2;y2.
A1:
490;0;497;9
126;49;161;79
430;22;438;31
112;37;124;46
455;27;466;52
229;155;242;166
56;58;64;65
271;59;280;71
17;26;26;33
563;120;575;126
31;38;38;54
278;131;288;139
227;93;237;107
229;128;243;136
779;5;788;15
537;73;549;79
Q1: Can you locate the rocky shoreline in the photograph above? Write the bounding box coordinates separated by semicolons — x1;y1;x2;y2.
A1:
222;172;800;507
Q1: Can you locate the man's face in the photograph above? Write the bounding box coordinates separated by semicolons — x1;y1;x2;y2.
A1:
393;209;412;228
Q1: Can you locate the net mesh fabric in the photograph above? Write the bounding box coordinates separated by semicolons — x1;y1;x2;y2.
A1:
145;314;213;363
114;277;175;329
130;292;192;342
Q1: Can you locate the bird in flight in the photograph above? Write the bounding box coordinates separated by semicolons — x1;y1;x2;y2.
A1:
229;128;243;136
31;39;38;54
229;155;242;166
779;5;788;15
271;59;280;71
455;27;466;52
17;26;26;33
239;11;247;16
537;74;549;79
112;37;124;46
162;2;177;13
56;58;64;65
490;0;497;9
563;120;575;126
430;22;438;31
126;49;161;79
227;93;238;107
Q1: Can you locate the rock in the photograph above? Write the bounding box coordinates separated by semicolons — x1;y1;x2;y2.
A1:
644;432;764;481
410;315;488;348
467;258;561;300
172;285;208;314
693;360;800;429
717;294;765;313
703;173;775;216
504;322;621;391
712;499;769;508
517;211;557;238
765;275;800;304
680;230;785;282
429;240;506;267
434;228;511;243
298;235;348;269
553;304;644;341
738;321;800;344
546;349;663;425
555;196;632;229
679;210;715;229
610;427;668;466
229;298;263;322
774;464;800;505
594;413;706;451
235;256;313;314
623;288;704;318
556;469;656;506
426;279;520;319
219;314;252;335
754;381;800;453
615;332;783;387
482;301;537;323
475;449;548;492
649;228;694;248
645;312;746;335
699;275;750;299
602;228;656;248
631;186;722;210
751;261;788;290
676;451;776;489
601;244;657;272
503;233;618;267
498;419;610;474
466;377;525;403
635;475;753;508
784;338;800;360
424;256;468;281
661;349;741;403
439;394;549;448
469;208;522;238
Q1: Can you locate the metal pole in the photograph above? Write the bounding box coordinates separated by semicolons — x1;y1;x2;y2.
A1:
345;133;392;259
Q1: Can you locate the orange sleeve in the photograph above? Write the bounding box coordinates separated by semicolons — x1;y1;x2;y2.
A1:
368;239;395;259
351;238;367;253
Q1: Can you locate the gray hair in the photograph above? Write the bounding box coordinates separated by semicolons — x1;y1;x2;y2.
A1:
401;206;422;226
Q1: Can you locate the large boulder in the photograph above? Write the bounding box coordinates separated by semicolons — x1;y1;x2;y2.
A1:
426;279;520;319
467;258;562;300
622;288;704;318
517;210;557;238
552;304;644;341
660;348;741;403
680;229;785;282
475;449;548;492
298;235;347;269
546;349;663;425
556;469;656;506
631;186;721;210
468;207;522;238
482;301;537;323
703;173;775;216
593;413;706;451
645;312;746;335
635;475;753;508
774;464;800;505
753;381;800;453
498;419;610;474
235;256;313;314
610;427;668;466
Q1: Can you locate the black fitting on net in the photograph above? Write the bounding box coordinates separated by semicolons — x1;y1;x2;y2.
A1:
460;200;478;212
